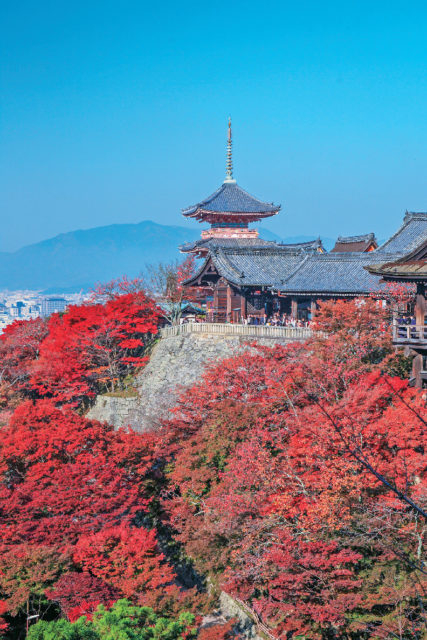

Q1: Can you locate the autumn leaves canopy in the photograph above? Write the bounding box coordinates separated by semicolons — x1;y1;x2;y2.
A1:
0;287;425;639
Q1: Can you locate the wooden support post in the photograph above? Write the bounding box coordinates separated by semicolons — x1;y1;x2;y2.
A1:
226;285;232;323
291;298;298;320
415;282;426;328
240;292;246;320
413;283;426;388
412;353;423;389
310;300;317;319
213;285;219;323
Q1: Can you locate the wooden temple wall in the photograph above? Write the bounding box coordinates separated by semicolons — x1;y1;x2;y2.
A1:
207;285;320;323
413;283;427;388
210;281;247;322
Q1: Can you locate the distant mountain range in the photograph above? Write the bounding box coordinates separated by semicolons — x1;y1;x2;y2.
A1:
0;221;335;292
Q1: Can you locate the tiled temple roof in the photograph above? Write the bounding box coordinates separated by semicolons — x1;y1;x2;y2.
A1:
180;237;278;253
208;246;308;287
180;237;323;254
331;232;377;253
366;260;427;281
182;182;280;218
185;212;427;296
279;238;324;251
276;214;427;295
187;243;313;288
276;252;393;295
365;238;427;282
376;212;427;254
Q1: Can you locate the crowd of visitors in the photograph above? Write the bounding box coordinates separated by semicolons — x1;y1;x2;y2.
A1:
243;312;311;327
179;311;311;327
396;314;427;339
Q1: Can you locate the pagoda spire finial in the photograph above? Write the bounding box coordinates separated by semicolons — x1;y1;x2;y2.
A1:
224;117;236;184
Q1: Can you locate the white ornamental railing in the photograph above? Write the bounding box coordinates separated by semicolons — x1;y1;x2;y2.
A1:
161;322;312;341
393;323;427;344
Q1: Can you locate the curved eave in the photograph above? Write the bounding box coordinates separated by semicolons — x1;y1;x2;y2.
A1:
271;278;388;296
272;289;384;297
183;207;280;221
365;262;427;281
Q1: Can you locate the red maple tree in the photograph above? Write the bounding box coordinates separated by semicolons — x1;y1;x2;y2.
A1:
160;299;426;638
73;525;178;610
45;572;119;621
0;399;157;549
0;317;48;422
31;290;160;405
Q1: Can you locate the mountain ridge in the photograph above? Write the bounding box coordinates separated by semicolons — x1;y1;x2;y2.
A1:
0;220;334;292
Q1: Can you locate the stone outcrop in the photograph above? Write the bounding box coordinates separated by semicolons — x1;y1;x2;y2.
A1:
200;592;262;639
88;324;309;432
86;395;138;430
218;592;261;638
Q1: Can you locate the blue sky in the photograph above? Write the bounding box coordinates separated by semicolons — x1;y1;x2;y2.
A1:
1;0;426;251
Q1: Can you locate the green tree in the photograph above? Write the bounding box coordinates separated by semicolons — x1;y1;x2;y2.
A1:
27;617;97;640
28;599;198;640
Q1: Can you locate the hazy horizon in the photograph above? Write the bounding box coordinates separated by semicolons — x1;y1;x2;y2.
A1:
1;1;426;252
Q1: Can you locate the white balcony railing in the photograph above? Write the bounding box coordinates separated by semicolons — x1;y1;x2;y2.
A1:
393;324;427;344
161;322;313;341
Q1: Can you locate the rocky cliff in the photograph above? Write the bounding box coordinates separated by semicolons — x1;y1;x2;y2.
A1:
88;326;306;432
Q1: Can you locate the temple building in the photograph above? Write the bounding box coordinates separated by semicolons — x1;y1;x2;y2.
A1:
330;233;377;253
180;123;427;323
366;239;427;388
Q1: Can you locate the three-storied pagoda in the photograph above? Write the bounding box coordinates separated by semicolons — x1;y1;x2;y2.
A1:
182;119;280;254
180;123;427;324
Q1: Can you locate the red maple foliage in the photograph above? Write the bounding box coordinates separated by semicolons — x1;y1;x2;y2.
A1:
31;290;160;405
161;299;427;639
0;600;8;635
0;293;424;639
0;545;69;617
0;399;157;550
0;318;48;421
73;526;177;610
198;619;239;640
45;571;119;621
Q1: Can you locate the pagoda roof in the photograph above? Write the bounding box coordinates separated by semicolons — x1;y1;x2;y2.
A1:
331;232;377;253
180;237;279;253
182;182;280;219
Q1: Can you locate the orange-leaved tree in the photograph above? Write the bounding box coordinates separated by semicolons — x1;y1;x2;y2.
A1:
160;298;426;639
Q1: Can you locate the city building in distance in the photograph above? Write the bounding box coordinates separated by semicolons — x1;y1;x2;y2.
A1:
0;291;88;334
40;297;68;317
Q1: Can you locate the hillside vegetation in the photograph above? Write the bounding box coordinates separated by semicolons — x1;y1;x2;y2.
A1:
0;279;425;639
